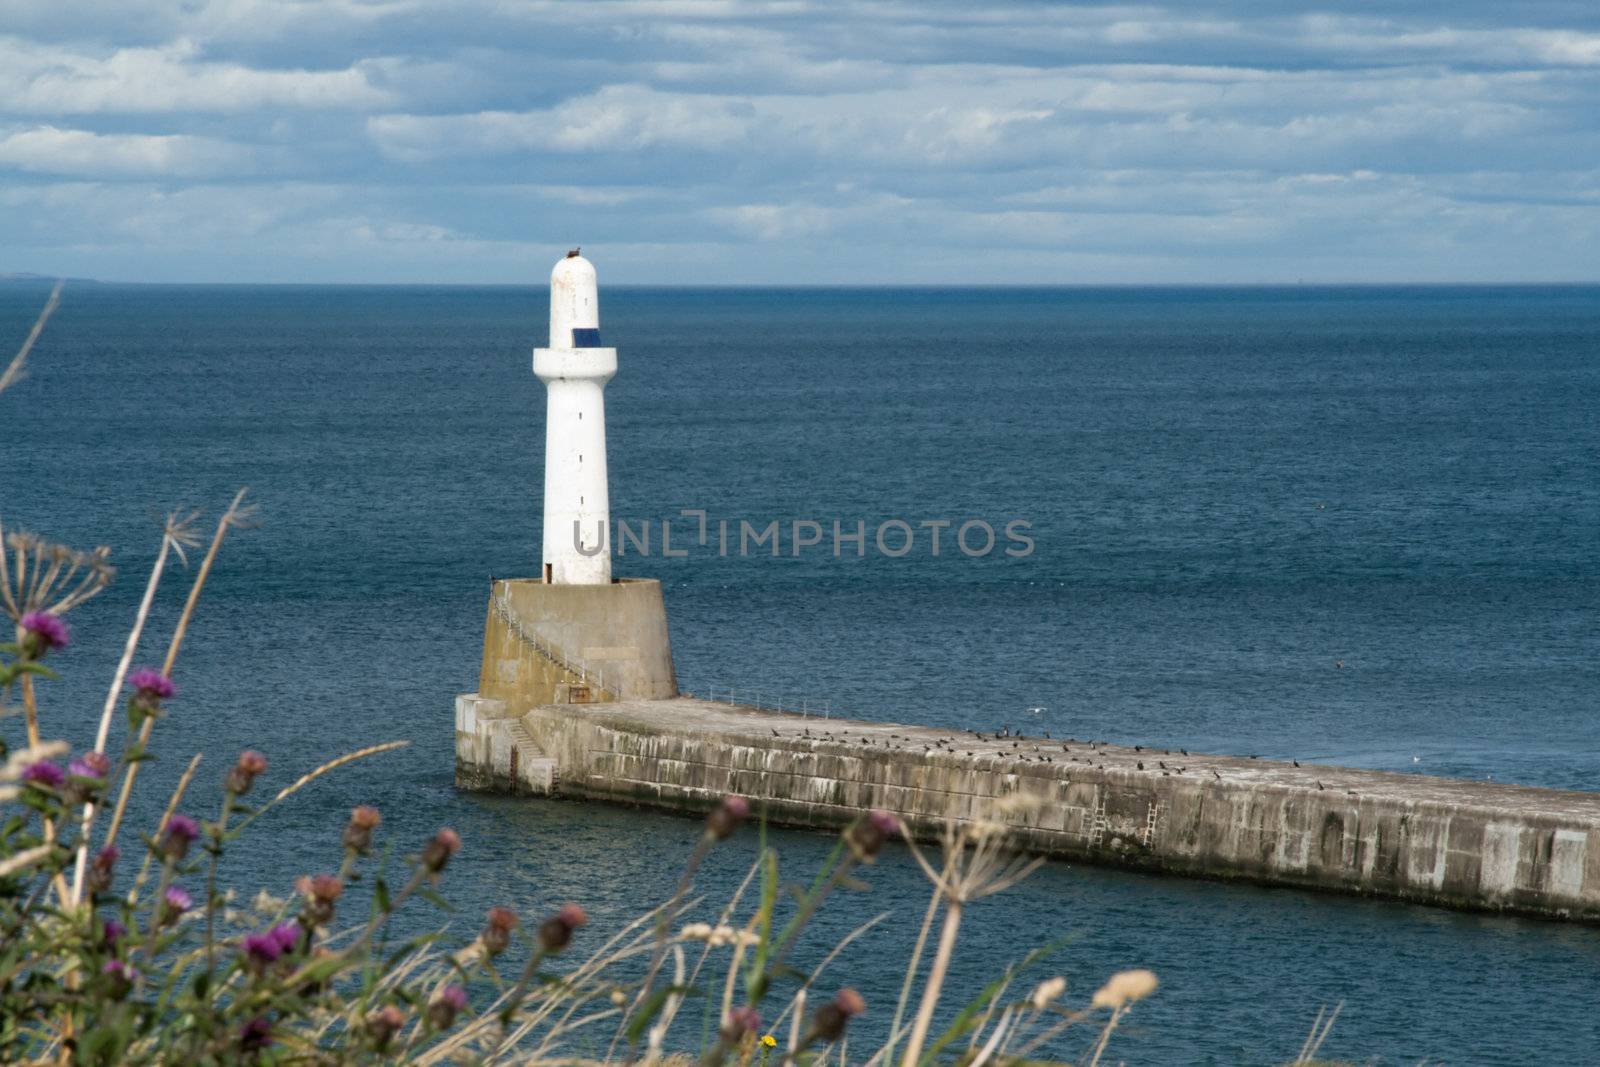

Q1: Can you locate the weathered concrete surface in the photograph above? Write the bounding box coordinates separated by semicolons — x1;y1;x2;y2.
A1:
477;578;677;713
458;695;1600;922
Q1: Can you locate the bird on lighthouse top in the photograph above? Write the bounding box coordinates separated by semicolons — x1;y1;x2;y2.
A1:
549;249;602;350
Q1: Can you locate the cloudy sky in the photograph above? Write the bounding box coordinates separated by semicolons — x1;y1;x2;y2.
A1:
2;1;1598;283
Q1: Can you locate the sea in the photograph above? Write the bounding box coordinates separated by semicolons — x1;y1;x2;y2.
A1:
2;281;1598;1065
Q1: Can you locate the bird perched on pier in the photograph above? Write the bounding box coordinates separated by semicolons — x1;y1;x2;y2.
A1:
1316;780;1324;790
1159;761;1168;770
1293;759;1301;767
1181;749;1189;756
1137;761;1145;770
1213;770;1221;780
1134;745;1142;752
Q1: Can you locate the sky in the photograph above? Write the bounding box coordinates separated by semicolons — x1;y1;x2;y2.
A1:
1;1;1598;284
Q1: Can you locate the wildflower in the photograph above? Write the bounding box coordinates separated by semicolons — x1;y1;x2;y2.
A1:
101;959;138;999
20;760;65;789
161;814;200;859
482;906;519;956
1030;976;1067;1010
69;751;111;780
162;885;193;924
366;1004;406;1050
268;921;301;955
88;846;119;894
762;1034;778;1049
721;1006;762;1043
224;750;268;795
536;902;587;952
239;1017;273;1054
126;667;176;725
19;610;69;657
705;794;750;840
809;989;865;1043
846;809;898;860
420;827;461;873
342;805;381;853
102;918;126;948
242;931;283;968
428;985;469;1030
1091;969;1158;1010
127;667;177;700
296;873;344;926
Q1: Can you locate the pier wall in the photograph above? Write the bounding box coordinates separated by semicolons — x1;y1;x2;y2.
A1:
456;695;1600;922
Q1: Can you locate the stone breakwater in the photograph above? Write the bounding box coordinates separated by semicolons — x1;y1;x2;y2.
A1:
456;694;1600;923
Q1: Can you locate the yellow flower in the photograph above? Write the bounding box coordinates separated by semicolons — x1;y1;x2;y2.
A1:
761;1035;778;1048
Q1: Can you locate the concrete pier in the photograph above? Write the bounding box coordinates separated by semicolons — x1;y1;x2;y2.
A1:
456;693;1600;923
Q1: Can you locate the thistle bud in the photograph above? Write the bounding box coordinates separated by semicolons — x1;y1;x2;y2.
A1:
810;988;865;1043
88;846;119;894
846;810;898;860
224;750;268;795
296;873;344;926
366;1004;406;1050
482;906;519;956
343;805;382;853
721;1006;762;1044
537;902;588;952
428;985;469;1030
420;828;461;873
705;794;750;840
161;814;200;860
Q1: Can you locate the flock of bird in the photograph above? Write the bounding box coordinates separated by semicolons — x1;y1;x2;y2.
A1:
749;713;1366;797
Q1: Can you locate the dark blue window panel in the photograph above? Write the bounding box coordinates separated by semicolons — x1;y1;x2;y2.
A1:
571;328;603;348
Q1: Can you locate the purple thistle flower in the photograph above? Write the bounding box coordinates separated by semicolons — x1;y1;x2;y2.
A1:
127;667;177;700
164;885;193;912
166;814;200;842
103;919;126;947
101;958;138;998
161;813;200;859
20;610;70;652
69;752;111;780
428;984;468;1029
269;921;301;954
239;1017;273;1053
21;761;65;788
242;932;283;966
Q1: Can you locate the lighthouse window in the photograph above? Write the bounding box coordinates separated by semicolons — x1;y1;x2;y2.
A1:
572;328;602;347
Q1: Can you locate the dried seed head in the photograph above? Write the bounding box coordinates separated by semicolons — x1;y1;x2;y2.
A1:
1091;969;1158;1010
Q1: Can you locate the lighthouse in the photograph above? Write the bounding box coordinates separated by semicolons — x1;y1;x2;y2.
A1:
534;250;615;585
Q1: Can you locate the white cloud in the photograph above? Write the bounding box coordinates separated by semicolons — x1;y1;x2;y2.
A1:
0;125;253;177
0;35;391;114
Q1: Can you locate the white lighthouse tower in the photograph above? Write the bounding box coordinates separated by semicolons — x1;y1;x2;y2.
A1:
534;250;615;585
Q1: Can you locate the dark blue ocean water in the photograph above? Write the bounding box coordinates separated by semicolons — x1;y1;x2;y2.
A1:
3;282;1598;1065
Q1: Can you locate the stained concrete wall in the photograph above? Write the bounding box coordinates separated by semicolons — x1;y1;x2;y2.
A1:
456;696;1600;923
477;578;676;716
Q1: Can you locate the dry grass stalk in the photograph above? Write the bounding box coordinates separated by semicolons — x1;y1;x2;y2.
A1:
0;279;62;397
103;491;253;852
